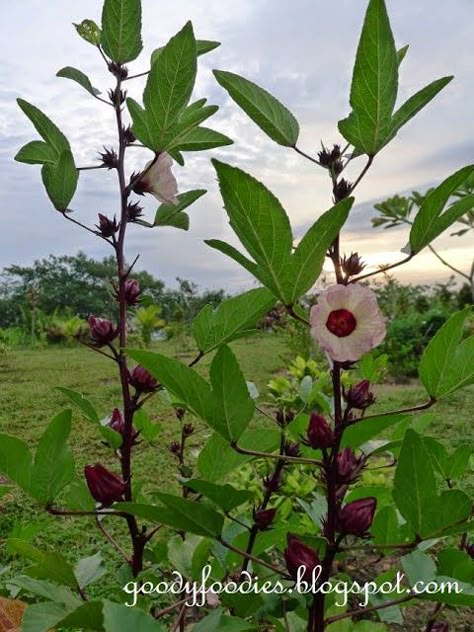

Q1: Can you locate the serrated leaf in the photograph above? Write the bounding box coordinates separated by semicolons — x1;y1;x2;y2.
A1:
419;308;474;398
151;39;220;65
56;66;101;96
388;76;453;142
31;409;75;504
341;413;410;450
101;0;142;64
55;387;100;423
338;0;398;155
409;166;474;253
8;539;78;588
133;22;197;150
17;99;70;157
15;141;57;165
197;429;281;481
154;188;206;230
0;434;32;493
204;239;261;279
212;159;293;300
103;600;165;631
74;553;106;589
397;45;409;65
193;287;275;353
175;126;233;151
184;480;253;512
393;429;436;535
209;344;255;441
41;149;78;211
214;69;299;146
287;198;352;300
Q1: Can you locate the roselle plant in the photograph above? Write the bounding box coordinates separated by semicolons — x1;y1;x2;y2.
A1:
1;0;473;630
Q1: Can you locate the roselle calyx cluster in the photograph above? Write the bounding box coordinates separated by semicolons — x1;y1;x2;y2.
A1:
88;315;118;347
333;178;352;202
108;408;138;445
284;534;320;582
128;365;158;393
96;213;119;238
341;252;366;278
253;507;277;531
335;448;366;485
98;147;118;170
337;497;377;536
305;412;335;449
318;143;343;176
84;463;127;506
345;380;375;410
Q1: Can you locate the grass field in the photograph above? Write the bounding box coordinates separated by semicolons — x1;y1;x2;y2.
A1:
0;334;473;625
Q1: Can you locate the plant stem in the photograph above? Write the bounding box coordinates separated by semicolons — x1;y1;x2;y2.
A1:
325;593;415;624
231;442;326;468
111;70;145;577
350;255;413;283
293;145;321;166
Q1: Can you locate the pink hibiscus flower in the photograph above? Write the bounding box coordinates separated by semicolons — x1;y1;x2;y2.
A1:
134;152;179;205
310;284;386;362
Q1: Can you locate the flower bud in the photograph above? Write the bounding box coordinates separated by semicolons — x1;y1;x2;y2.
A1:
263;471;282;493
306;413;335;449
254;508;277;531
333;178;352;202
284;441;300;457
98;147;118;170
463;541;474;559
108;408;137;444
284;534;320;582
96;213;119;238
108;62;128;79
126;201;144;223
84;464;126;506
345;380;375;410
169;441;181;456
107;87;127;105
337;497;376;537
430;623;449;632
123;279;141;306
74;19;101;46
336;448;365;485
128;365;158;392
88;316;118;347
183;423;194;437
175;408;186;420
123;125;136;144
341;252;366;278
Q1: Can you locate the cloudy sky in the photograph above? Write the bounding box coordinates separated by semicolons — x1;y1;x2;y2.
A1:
1;0;473;293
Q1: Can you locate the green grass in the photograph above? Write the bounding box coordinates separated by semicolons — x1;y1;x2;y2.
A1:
0;334;472;613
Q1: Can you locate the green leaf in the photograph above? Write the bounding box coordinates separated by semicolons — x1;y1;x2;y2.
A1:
184;479;253;512
8;539;78;588
341;413;410;450
0;434;32;493
437;548;474;583
128;349;213;421
214;69;299;146
134;408;162;441
193;287;275;353
204;239;261;280
21;600;103;632
103;600;165;631
31;409;75;504
338;0;398;155
41;149;79;211
419;308;474;398
55;387;100;423
422;490;471;538
409;166;474;253
388;76;453;142
15;141;57;165
10;575;80;608
209;344;255;441
74;552;106;589
397;45;409;65
123;493;225;537
154;189;206;231
212;159;293;300
446;444;472;479
151;39;220;65
56;66;101;96
101;0;142;64
74;19;102;46
17;99;70;157
132;22;197;150
193;608;257;631
393;429;436;534
402;549;437;585
174;126;233;151
371;505;404;548
197;429;281;481
287;198;353;301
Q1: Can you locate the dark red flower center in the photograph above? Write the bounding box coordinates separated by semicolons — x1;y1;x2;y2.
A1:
326;309;357;337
